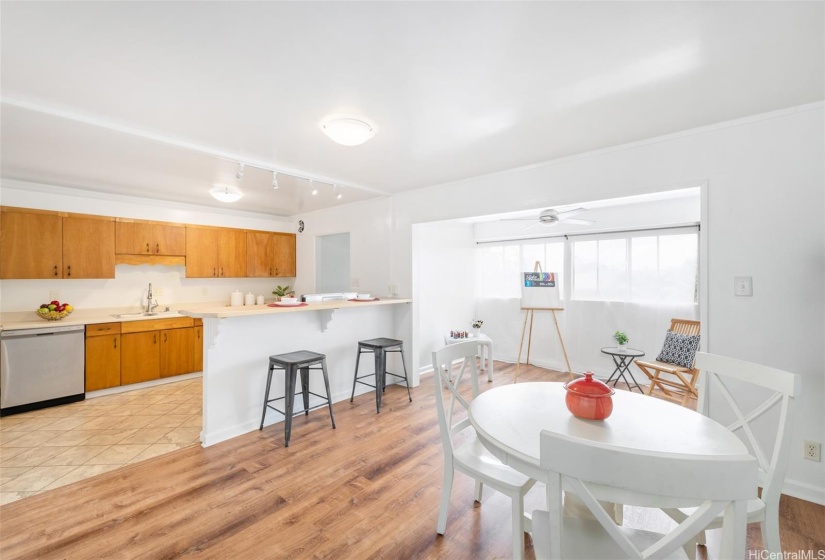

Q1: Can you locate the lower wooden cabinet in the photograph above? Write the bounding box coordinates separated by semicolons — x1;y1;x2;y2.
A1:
85;335;121;391
85;323;122;392
121;331;160;385
86;318;204;391
193;325;203;372
160;327;194;378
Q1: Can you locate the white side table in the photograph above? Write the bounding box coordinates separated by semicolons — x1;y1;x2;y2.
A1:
443;332;493;382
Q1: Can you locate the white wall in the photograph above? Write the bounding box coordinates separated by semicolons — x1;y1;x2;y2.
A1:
413;220;476;370
0;180;295;312
390;104;825;503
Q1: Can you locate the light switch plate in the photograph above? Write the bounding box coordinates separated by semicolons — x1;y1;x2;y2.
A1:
734;276;753;297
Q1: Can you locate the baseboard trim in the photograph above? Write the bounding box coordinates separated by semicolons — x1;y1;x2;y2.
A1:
783;478;825;506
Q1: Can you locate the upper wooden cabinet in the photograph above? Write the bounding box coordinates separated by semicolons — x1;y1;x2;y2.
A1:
273;233;296;277
0;208;115;279
246;231;296;277
63;216;116;278
116;221;186;256
0;209;62;279
186;226;246;278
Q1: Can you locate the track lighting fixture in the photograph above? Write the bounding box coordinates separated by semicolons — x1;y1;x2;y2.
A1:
310;179;318;196
272;171;279;190
236;163;245;180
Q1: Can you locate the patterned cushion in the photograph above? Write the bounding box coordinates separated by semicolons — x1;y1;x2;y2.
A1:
656;330;700;368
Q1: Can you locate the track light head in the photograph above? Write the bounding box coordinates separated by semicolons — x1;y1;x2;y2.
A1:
236;163;245;180
272;171;279;190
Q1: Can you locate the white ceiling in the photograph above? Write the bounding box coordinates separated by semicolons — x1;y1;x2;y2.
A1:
1;2;822;217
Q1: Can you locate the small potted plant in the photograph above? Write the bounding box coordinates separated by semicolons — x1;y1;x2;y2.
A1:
472;319;483;336
613;330;629;351
272;285;294;302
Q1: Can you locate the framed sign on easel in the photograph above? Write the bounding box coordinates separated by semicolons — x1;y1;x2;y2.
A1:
515;261;573;382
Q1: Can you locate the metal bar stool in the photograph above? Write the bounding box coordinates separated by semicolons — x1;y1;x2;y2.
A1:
350;338;412;413
260;350;336;447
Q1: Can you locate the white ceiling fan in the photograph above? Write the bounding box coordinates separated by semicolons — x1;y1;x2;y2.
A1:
501;208;595;230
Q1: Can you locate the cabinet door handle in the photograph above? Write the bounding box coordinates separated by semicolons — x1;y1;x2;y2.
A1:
153;334;157;344
66;265;71;277
113;338;117;349
156;243;160;254
220;268;224;277
197;330;200;340
269;268;272;276
54;265;58;277
212;267;216;277
164;332;167;343
146;243;150;253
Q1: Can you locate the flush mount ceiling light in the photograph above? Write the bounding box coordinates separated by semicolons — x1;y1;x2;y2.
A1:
210;185;243;203
321;116;375;146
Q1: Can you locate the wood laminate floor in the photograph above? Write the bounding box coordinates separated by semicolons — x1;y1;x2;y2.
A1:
0;362;822;559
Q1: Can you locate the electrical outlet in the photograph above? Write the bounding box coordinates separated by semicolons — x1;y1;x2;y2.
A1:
804;440;821;462
49;290;60;301
388;284;397;295
154;287;165;297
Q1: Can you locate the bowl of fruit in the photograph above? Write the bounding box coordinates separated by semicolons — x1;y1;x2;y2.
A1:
36;300;74;321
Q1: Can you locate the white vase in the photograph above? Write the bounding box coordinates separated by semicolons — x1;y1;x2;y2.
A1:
618;343;627;351
473;328;480;337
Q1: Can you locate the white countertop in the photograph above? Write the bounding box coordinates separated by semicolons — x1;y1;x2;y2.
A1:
178;297;412;319
0;298;412;331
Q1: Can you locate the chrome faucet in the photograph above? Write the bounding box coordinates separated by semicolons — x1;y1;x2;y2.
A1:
145;283;158;313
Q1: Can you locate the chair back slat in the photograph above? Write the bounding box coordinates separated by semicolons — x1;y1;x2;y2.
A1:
695;352;800;510
539;429;755;560
432;341;483;456
670;318;700;337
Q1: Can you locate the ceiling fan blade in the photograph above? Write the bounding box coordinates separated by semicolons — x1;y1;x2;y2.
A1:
520;222;545;231
555;207;588;219
561;218;595;225
499;218;536;222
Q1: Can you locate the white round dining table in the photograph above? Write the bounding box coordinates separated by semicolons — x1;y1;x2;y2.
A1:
469;382;750;482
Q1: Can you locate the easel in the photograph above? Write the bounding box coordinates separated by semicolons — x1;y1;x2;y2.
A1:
515;262;573;383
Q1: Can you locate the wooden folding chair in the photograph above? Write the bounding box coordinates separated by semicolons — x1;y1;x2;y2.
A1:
635;318;700;406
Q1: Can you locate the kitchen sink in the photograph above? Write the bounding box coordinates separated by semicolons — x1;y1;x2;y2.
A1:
111;308;179;319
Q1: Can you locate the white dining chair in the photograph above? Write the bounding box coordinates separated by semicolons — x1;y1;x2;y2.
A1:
532;428;757;559
432;341;536;560
665;352;801;556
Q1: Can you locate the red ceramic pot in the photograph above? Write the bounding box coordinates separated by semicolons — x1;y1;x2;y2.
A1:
564;372;615;420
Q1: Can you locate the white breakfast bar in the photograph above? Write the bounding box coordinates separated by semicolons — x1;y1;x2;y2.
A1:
179;298;413;446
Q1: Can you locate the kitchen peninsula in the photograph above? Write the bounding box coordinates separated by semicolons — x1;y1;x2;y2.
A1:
178;298;412;446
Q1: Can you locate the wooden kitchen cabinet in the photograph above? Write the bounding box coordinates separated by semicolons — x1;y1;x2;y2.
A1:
273;233;296;277
0;208;63;279
85;323;122;392
193;324;203;372
186;226;247;278
63;216;116;279
246;231;296;277
160;327;195;378
121;331;160;385
116;220;186;256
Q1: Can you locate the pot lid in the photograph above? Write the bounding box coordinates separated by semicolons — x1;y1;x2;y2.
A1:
564;372;614;396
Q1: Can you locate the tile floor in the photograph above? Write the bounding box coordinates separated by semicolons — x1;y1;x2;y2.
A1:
0;377;201;505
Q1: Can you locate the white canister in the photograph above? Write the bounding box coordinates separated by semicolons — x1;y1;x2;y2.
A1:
230;290;244;307
244;292;255;306
256;294;265;305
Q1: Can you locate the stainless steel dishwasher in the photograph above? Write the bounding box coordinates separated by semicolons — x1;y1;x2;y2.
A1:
0;324;85;416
